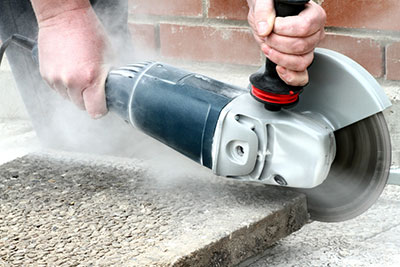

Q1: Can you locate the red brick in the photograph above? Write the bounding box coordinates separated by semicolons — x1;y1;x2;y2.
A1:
387;42;400;81
159;24;261;65
208;0;249;20
322;0;400;31
129;0;202;17
318;33;383;77
128;23;158;58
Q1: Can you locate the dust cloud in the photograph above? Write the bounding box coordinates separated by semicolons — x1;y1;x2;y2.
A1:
21;0;211;183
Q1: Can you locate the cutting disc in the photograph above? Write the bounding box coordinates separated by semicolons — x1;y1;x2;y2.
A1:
297;112;391;222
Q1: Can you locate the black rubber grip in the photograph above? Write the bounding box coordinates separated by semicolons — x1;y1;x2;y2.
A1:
275;0;309;17
250;0;309;110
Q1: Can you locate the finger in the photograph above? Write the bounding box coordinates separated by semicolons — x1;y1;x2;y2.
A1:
265;29;323;55
254;0;276;37
65;87;86;110
44;75;69;100
262;45;314;72
319;26;326;42
82;68;108;119
53;83;69;100
274;2;326;37
276;66;309;86
82;83;107;119
59;71;86;110
252;32;266;46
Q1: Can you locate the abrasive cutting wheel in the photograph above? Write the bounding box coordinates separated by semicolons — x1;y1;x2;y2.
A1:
298;112;391;222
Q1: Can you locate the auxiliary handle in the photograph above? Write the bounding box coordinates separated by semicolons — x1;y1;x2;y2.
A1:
250;0;309;111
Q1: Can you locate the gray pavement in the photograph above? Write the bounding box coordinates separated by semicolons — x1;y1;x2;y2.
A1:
0;153;308;266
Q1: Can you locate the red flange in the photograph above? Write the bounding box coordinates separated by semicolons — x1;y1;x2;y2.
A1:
251;85;299;104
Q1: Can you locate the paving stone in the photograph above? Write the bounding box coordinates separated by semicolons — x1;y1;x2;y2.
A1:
0;153;308;266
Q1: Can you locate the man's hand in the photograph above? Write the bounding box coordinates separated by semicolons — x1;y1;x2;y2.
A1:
247;0;326;86
31;0;112;118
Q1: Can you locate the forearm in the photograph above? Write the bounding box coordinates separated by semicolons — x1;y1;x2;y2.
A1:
30;0;91;24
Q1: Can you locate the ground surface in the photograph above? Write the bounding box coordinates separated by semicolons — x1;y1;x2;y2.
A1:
0;153;307;266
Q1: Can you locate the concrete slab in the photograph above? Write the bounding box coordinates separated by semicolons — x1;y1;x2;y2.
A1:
0;153;308;266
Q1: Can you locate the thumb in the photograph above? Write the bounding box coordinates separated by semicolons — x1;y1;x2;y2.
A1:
254;0;276;36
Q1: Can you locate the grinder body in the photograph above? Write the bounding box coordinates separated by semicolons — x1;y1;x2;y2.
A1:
105;62;245;169
105;59;336;189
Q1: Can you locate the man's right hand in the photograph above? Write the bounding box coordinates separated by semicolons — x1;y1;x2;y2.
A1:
247;0;326;86
31;0;113;119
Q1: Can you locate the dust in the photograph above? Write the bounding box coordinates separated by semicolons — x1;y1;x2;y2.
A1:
15;0;209;184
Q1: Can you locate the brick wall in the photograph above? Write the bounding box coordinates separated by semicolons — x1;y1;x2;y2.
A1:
320;0;400;83
128;0;400;84
128;0;260;65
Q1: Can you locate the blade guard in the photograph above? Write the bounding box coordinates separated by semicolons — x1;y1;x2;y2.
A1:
253;48;392;131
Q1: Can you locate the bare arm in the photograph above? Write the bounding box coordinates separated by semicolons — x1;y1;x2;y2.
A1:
31;0;91;22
